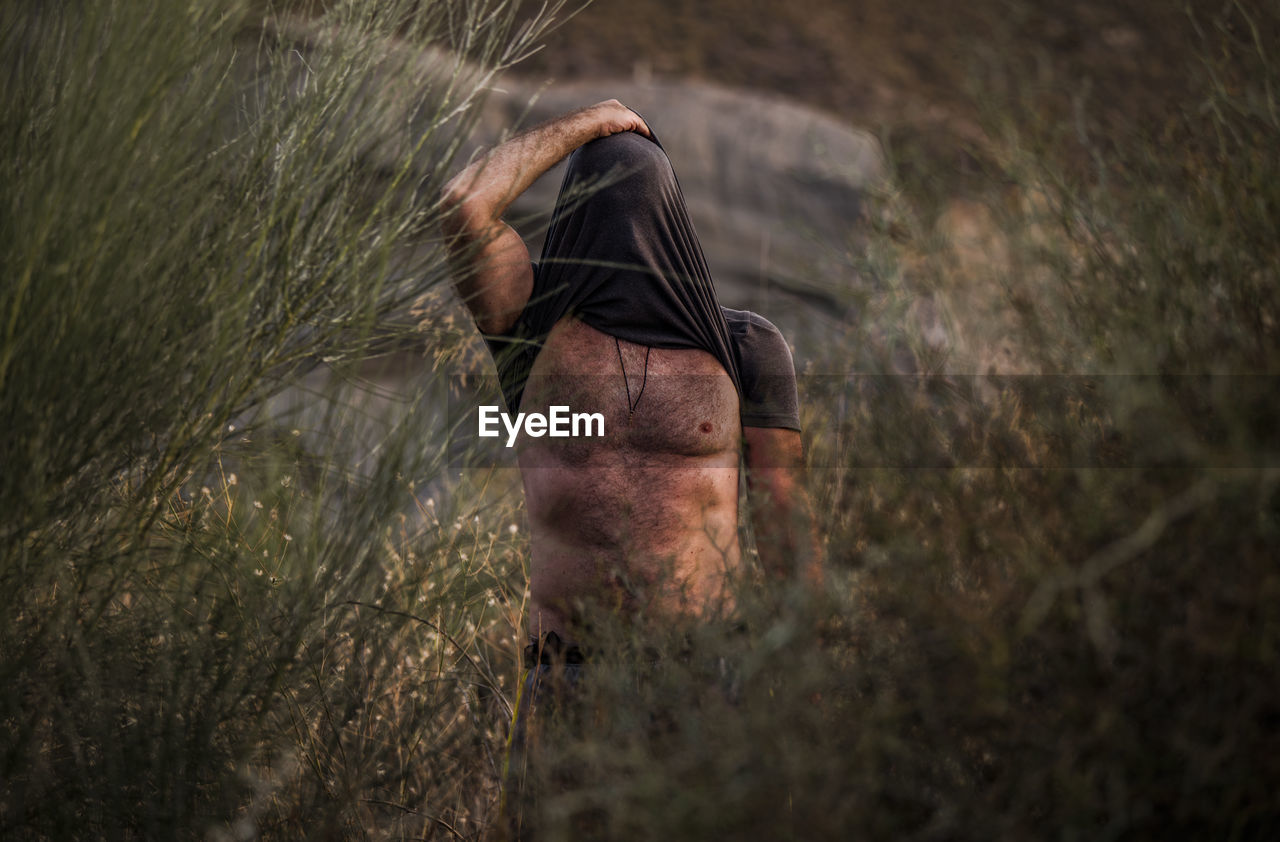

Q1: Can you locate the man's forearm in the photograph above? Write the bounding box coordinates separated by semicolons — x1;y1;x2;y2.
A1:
753;485;823;589
442;100;649;226
743;427;822;588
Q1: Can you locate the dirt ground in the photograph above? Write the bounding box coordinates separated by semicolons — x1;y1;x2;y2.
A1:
514;0;1232;201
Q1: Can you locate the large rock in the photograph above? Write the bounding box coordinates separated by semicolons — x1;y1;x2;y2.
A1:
245;19;889;391
256;18;885;344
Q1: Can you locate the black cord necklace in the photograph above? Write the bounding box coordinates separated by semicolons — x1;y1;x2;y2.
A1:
614;336;651;424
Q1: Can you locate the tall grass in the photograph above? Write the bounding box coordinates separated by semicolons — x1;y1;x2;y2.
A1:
3;0;1278;840
1;0;555;837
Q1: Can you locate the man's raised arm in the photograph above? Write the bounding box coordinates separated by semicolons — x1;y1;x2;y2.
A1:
441;100;650;334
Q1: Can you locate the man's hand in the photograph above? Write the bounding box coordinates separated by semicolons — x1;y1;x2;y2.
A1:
589;99;651;139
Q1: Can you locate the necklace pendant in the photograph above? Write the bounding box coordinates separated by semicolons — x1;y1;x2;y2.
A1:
615;336;650;426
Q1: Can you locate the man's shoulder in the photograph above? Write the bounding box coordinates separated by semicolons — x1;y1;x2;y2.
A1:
721;307;793;374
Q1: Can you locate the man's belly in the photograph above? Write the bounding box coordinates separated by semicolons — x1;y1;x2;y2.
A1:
514;319;743;640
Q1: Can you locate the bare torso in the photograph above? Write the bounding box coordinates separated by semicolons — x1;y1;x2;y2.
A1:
515;318;743;642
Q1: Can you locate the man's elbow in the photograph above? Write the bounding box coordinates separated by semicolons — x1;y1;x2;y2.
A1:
441;165;507;235
440;184;487;239
747;467;798;507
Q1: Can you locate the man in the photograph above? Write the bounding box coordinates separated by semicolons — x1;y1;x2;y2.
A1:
441;99;818;832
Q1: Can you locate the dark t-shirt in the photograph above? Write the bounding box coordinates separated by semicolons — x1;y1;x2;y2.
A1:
481;130;800;431
484;293;800;430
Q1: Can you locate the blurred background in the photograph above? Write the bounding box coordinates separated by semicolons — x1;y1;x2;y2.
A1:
514;0;1195;197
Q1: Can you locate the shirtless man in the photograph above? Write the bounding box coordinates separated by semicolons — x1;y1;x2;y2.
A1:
443;107;817;833
443;101;816;643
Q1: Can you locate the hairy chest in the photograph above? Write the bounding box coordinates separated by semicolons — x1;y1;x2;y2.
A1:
518;318;740;461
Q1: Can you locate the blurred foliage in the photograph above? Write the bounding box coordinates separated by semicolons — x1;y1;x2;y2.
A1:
1;0;554;837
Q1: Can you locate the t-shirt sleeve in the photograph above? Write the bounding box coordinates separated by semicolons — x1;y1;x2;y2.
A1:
724;308;802;431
